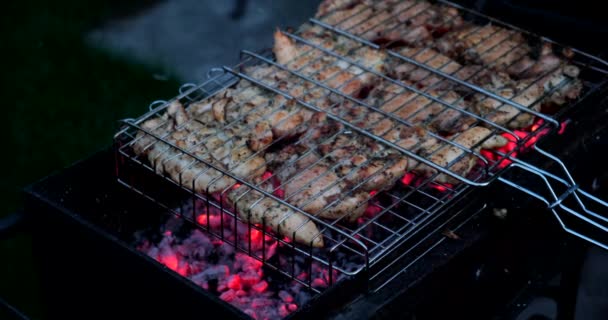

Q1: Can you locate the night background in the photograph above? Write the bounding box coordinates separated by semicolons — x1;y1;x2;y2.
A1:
2;0;608;319
2;1;320;318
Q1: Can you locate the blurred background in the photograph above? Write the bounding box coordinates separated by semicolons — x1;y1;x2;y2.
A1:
2;0;607;319
2;0;319;318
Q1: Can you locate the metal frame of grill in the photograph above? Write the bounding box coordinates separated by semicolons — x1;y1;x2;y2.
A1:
113;0;608;296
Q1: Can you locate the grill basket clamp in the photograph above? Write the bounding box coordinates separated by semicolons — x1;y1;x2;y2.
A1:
498;146;608;250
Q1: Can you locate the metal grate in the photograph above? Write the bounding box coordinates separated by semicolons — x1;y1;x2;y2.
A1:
113;0;608;292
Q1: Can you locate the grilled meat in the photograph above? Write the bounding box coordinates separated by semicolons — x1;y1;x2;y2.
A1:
273;29;385;95
436;24;531;74
413;126;508;184
133;100;323;247
129;0;588;248
316;0;463;45
388;47;491;93
470;73;545;129
266;143;371;222
133;101;266;193
228;181;324;247
313;111;412;193
366;81;475;134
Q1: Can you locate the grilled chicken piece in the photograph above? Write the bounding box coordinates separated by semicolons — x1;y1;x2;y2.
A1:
209;81;315;151
390;47;461;88
507;43;583;106
317;0;462;45
470;73;545;129
266;144;370;222
366;82;475;134
507;43;561;79
298;27;387;74
134;101;267;193
389;47;491;92
367;2;463;45
228;181;324;247
316;124;411;193
437;26;582;100
539;64;582;106
413;127;508;184
133;100;324;247
315;0;358;17
436;24;530;74
273;30;384;95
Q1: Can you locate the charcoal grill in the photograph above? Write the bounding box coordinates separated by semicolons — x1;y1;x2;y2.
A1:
17;0;608;319
116;0;607;284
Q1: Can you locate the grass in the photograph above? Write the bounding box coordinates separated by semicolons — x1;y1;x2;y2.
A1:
2;1;180;318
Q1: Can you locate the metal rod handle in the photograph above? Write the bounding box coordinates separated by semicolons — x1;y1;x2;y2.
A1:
497;146;608;250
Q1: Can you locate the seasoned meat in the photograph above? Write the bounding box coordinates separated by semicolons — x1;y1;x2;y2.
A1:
367;82;475;133
228;181;324;247
266;144;370;222
388;47;491;93
133;101;267;193
470;73;544;129
413;127;508;184
436;24;530;74
317;0;463;45
273;29;384;94
133;100;323;247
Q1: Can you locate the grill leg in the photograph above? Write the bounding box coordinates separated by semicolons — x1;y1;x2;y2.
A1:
556;239;586;320
572;245;608;319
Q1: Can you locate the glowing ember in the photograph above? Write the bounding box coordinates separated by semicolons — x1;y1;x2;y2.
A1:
479;119;557;169
558;120;570;135
262;171;273;181
430;183;452;192
159;252;178;271
401;172;416;185
136;202;341;320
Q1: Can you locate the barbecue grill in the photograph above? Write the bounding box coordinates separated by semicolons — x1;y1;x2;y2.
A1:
15;0;608;319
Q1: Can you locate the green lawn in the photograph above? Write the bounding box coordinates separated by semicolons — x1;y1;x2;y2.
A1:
2;1;180;318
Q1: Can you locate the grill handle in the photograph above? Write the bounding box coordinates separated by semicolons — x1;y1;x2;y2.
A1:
497;146;608;250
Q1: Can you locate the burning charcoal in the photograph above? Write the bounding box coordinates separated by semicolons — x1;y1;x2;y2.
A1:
278;290;294;303
136;202;322;319
240;272;262;288
265;241;278;260
234;296;251;309
251;297;274;309
311;278;327;288
188;261;206;275
220;289;237;302
193;264;229;283
279;304;290;318
217;283;227;292
227;275;242;290
251;280;269;293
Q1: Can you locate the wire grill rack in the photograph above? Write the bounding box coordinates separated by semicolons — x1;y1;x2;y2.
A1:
114;0;608;292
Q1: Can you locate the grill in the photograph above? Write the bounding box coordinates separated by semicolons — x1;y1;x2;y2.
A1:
13;1;588;317
26;0;608;319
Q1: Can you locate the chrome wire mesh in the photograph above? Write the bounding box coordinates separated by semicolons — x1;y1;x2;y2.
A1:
113;0;608;291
